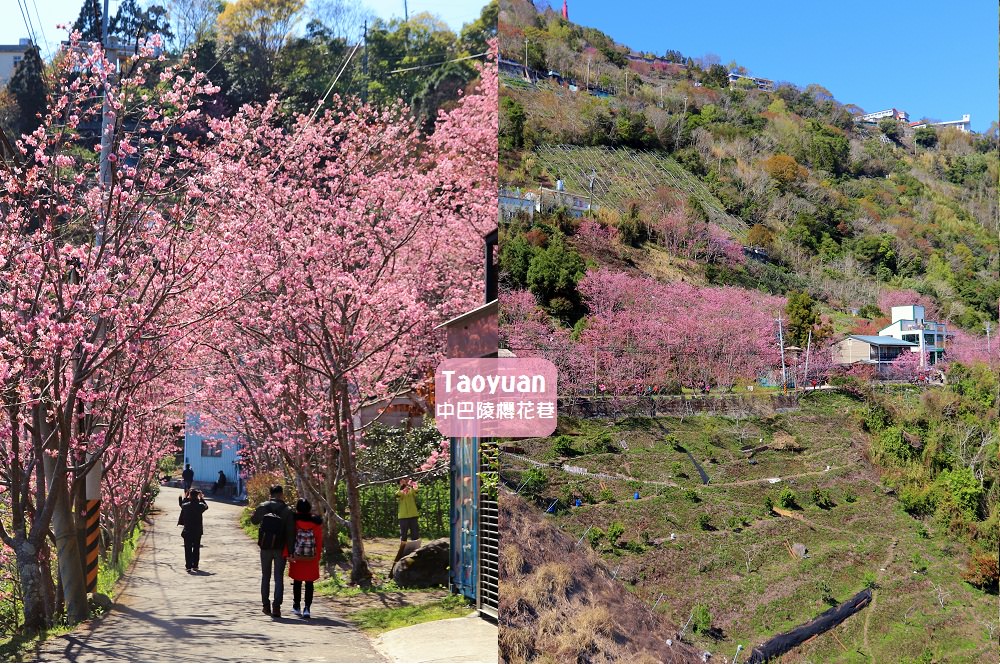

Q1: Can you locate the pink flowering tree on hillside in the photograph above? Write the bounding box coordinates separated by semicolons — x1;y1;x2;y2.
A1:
0;36;219;629
187;51;498;584
574;269;785;393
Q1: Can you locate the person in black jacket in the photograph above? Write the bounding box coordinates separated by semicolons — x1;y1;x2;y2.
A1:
179;489;209;571
182;464;194;492
249;485;296;617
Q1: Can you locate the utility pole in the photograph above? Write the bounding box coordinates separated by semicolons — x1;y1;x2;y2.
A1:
361;21;368;105
803;329;812;389
403;0;408;21
98;0;113;248
587;168;596;214
777;316;787;394
676;95;688;147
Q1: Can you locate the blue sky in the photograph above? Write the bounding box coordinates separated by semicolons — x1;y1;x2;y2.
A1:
2;0;485;59
560;0;998;132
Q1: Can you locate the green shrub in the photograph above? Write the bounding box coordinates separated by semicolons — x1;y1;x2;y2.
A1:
587;526;605;548
811;488;835;510
588;432;619;454
684;489;700;503
916;524;929;539
872;426;915;466
779;487;797;509
519;468;548;498
933;467;984;521
899;485;935;517
862;571;878;589
843;489;857;504
763;495;775;514
606;521;625;546
671;461;687;478
697;514;712;530
598;487;616;503
550;435;576;457
691;604;712;634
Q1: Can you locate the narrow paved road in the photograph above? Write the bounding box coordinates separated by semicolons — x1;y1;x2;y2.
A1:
33;487;383;662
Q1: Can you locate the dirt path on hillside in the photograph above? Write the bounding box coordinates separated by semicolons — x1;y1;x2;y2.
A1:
29;487;383;663
862;537;898;662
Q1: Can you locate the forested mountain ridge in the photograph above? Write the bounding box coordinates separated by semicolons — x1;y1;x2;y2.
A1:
499;0;998;341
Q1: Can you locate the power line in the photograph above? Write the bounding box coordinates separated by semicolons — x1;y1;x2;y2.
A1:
29;0;51;60
387;51;486;74
14;0;37;49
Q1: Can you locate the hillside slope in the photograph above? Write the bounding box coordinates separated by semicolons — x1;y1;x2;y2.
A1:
500;491;703;663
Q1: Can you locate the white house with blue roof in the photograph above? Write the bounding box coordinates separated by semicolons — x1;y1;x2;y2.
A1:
183;412;243;496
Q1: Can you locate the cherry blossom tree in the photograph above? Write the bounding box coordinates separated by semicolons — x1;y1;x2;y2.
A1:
186;48;498;584
0;34;219;629
502;269;787;395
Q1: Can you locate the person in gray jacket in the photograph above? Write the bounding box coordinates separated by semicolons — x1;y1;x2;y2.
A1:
249;485;296;617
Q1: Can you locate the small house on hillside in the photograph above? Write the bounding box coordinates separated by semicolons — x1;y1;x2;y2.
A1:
832;335;917;370
877;305;949;366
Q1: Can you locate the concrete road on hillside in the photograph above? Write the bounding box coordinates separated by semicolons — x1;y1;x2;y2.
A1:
31;486;384;663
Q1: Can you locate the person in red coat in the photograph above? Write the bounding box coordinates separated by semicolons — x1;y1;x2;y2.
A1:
288;499;323;618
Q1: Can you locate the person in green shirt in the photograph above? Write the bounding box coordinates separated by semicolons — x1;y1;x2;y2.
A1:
393;479;420;564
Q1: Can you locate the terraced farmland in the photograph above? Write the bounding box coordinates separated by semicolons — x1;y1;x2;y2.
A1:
534;144;748;236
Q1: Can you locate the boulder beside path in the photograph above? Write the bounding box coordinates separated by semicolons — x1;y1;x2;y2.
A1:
392;538;449;588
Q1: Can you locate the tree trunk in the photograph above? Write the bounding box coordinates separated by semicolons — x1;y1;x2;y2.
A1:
44;452;89;624
323;473;345;564
13;538;48;632
339;383;371;586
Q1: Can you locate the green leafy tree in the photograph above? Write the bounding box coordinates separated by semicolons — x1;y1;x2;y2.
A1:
499;96;526;151
356;419;443;481
365;13;461;110
606;521;625;546
852;234;897;276
459;0;497;55
6;45;45;136
807;120;850;174
273;20;350;116
785;290;820;347
878;117;900;141
499;229;536;288
914;126;938;148
519;467;548;497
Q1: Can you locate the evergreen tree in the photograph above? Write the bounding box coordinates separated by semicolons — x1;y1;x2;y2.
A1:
110;0;174;53
72;0;104;42
785;291;820;347
7;45;46;136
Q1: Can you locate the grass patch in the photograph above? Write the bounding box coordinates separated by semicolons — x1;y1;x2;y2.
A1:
240;507;259;542
95;523;144;599
349;593;472;635
315;571;432;597
0;625;75;662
